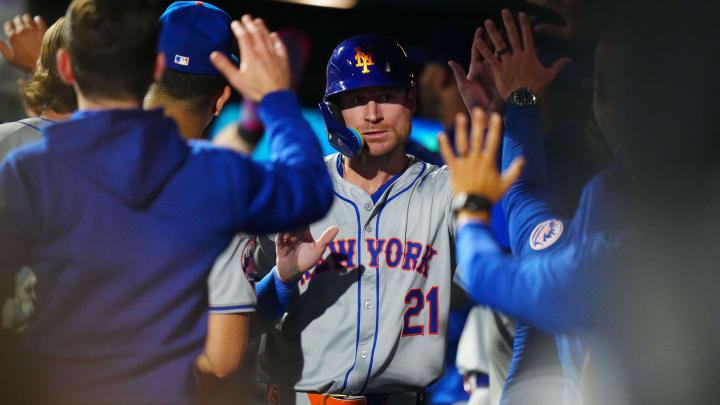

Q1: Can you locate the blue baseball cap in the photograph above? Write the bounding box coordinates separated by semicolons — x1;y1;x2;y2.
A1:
158;1;238;76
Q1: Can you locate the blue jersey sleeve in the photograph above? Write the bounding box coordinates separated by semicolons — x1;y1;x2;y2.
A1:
454;222;592;334
218;90;334;234
501;106;568;256
255;267;296;321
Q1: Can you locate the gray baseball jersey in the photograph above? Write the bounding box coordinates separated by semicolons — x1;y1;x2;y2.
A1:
0;117;51;332
259;153;455;395
0;117;51;161
208;233;258;314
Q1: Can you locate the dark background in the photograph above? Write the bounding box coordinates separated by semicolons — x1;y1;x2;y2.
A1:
26;0;567;107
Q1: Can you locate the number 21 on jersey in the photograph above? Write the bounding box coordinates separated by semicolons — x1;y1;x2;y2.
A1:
401;286;439;336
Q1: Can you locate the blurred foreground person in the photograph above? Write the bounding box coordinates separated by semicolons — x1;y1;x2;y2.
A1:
444;1;720;405
0;1;333;404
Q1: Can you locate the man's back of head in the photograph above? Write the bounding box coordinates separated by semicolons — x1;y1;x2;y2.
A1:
64;0;160;103
145;1;235;139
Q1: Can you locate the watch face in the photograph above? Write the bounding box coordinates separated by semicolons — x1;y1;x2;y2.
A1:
512;88;537;107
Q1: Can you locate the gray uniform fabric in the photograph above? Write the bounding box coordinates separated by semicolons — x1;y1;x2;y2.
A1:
0;117;51;331
208;233;258;314
0;117;50;161
259;153;456;396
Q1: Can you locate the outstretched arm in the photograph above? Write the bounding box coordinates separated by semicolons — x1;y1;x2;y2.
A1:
210;15;334;234
472;10;572;255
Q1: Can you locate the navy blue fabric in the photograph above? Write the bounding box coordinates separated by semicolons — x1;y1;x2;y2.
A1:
0;90;332;404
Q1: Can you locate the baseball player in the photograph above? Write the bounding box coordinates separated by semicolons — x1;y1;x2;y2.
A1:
253;33;460;405
0;1;333;404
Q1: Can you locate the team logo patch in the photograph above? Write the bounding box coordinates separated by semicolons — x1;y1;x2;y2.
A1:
240;238;257;286
529;219;564;251
174;55;190;66
354;47;374;73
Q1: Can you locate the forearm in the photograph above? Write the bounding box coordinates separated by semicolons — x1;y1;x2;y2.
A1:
255;267;295;321
455;223;588;334
501;105;566;254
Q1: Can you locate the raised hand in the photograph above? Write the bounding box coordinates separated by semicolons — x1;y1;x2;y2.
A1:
475;9;571;100
275;226;340;283
449;27;504;113
210;14;291;102
438;108;524;203
0;14;47;73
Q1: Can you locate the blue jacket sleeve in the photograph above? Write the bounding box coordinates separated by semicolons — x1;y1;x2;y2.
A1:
255;267;296;321
501;106;568;256
222;90;334;234
454;222;592;335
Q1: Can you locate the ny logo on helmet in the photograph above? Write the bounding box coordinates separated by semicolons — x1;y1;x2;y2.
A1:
354;48;374;74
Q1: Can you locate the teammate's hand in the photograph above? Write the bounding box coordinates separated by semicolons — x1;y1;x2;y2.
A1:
210;14;291;103
0;14;47;73
525;0;611;44
275;226;339;283
449;27;504;113
475;9;571;100
438;107;524;203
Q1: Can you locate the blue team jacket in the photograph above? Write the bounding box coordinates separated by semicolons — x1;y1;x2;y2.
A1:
454;106;628;404
0;90;333;404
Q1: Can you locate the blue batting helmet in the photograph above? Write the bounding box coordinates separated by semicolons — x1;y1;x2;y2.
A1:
319;33;415;157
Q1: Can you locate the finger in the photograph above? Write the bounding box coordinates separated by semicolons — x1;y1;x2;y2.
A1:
447;60;468;86
316;226;340;250
231;19;253;62
210;51;240;84
469;107;487;158
21;14;33;31
437;132;456;167
518;13;535;51
482;112;503;164
454;113;469;156
473;29;500;70
549;57;572;77
13;15;24;32
244;16;271;61
269;31;288;61
500;156;525;192
4;20;15;37
484;19;509;58
33;15;46;31
501;9;522;52
253;18;275;57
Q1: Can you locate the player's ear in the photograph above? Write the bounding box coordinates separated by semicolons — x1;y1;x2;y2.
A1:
153;52;165;83
56;48;75;85
214;85;232;116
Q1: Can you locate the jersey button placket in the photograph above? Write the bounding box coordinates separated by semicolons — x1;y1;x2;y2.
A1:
364;202;373;211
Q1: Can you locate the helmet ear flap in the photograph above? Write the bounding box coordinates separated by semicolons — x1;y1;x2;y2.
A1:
318;99;364;158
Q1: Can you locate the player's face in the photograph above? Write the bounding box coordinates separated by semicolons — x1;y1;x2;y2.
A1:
337;86;415;157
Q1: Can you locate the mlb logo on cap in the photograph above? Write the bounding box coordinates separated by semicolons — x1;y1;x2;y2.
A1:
174;55;190;66
158;1;238;75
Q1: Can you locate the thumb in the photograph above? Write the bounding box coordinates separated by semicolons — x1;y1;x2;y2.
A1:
549;57;572;77
0;40;13;60
316;226;339;250
210;51;240;87
448;60;468;84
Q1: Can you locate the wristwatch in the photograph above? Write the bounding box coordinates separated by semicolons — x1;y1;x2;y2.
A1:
506;87;537;108
451;192;492;215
